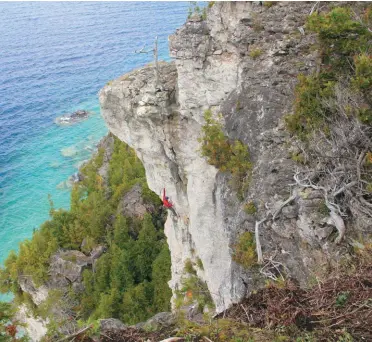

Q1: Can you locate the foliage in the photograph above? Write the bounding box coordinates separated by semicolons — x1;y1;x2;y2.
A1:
285;74;335;137
199;110;252;198
306;7;371;71
196;257;204;271
232;232;257;268
208;1;215;9
249;48;263;60
290;152;306;164
244;201;257;215
224;251;372;340
179;275;215;312
252;14;264;32
286;5;372;138
352;53;372;91
188;2;207;21
184;259;197;275
151;244;172;312
0;135;172;328
176;317;284;342
264;1;276;8
0;302;27;341
317;200;330;216
335;291;350;308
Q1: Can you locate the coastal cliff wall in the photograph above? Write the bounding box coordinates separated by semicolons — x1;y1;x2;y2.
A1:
99;1;326;312
100;2;368;312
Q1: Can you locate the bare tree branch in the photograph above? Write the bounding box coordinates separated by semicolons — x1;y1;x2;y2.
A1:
134;36;160;88
56;325;92;342
272;190;298;221
255;218;266;264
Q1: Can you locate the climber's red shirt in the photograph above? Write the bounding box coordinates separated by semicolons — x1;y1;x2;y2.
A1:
162;188;173;208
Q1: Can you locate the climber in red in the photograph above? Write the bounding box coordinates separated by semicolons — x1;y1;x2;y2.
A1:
162;188;173;208
162;188;177;216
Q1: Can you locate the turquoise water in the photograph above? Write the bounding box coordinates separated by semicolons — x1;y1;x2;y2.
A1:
0;2;189;266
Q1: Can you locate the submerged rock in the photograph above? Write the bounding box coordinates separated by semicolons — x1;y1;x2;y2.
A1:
55;110;91;125
61;145;78;157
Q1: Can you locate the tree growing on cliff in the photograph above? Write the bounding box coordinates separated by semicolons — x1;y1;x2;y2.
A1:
135;36;160;88
199;110;252;198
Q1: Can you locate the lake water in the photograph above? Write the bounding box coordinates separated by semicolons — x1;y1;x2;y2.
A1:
0;1;189;266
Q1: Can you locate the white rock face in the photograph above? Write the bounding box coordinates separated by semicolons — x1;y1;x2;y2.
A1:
100;58;246;311
18;276;49;306
16;305;48;342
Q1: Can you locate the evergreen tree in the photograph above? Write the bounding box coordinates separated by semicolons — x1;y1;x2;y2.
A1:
113;214;130;248
121;282;154;324
94;253;111;294
109;244;134;293
152;244;172;312
133;214;161;282
81;269;96;319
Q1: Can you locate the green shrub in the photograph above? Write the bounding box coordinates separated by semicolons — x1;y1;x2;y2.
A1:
249;48;262;60
264;1;276;8
180;275;215;311
252;15;264;32
188;2;207;20
285;74;335;138
352;53;372;91
290;152;306;164
286;5;372;137
184;259;197;275
357;106;372;125
244;201;257;215
196;257;204;270
318;200;330;216
306;7;371;71
232;232;257;268
199;110;252;197
335;291;350;308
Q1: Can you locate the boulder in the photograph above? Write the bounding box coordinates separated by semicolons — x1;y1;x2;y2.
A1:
136;312;175;331
100;318;127;332
118;183;156;218
49;250;92;283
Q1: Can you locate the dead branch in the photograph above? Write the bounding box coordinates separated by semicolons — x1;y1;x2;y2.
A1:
358;195;372;209
260;257;287;281
134;36;160;88
255;218;266;264
309;1;320;15
56;325;92;342
202;337;214;342
357;149;366;182
272;190;298;220
332;181;358;197
294;171;346;244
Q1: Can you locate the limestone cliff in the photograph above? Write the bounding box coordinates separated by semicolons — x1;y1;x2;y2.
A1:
99;1;368;313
